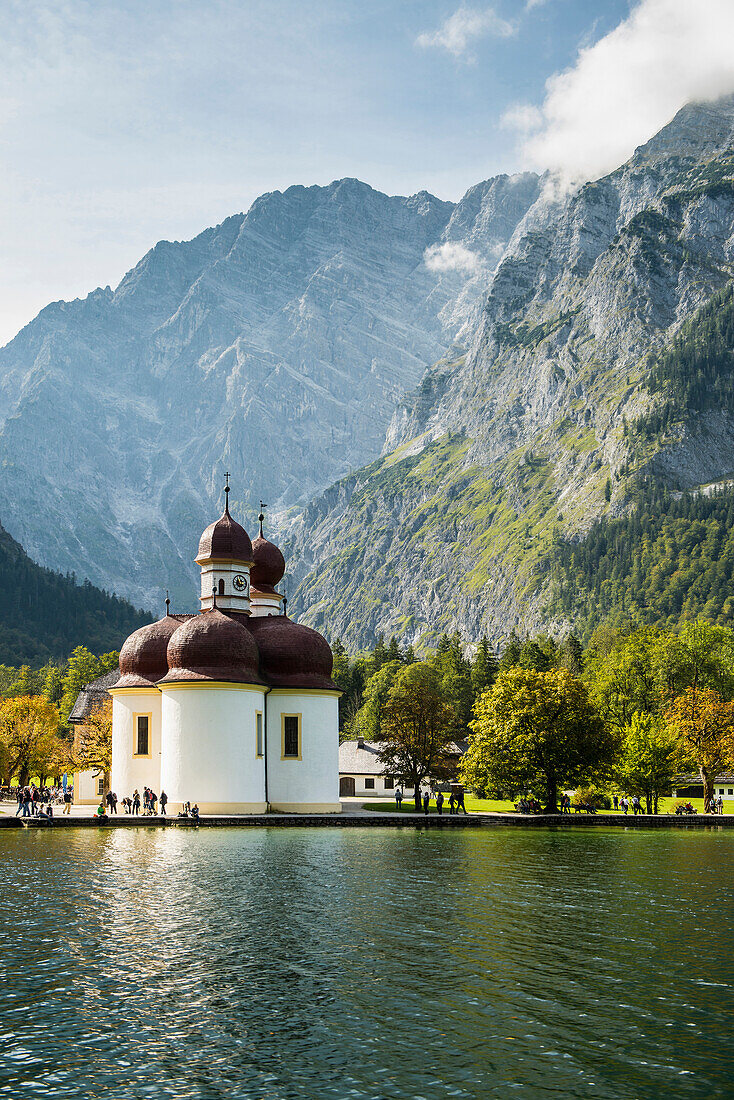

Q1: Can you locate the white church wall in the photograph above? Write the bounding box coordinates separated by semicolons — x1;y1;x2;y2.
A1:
160;683;267;813
267;690;340;812
110;689;162;800
75;768;104;805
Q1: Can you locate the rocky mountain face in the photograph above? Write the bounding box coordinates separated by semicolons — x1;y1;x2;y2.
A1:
0;174;539;610
287;97;734;649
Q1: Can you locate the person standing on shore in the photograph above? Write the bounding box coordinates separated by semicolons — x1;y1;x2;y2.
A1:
394;787;403;810
160;791;168;816
132;789;140;814
613;794;619;811
457;790;468;815
436;791;444;816
63;788;72;814
423;792;430;815
15;789;23;816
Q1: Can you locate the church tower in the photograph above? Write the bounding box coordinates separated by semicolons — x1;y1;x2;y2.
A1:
249;504;286;617
195;475;253;614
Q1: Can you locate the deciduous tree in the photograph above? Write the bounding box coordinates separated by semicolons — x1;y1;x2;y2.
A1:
666;688;734;811
74;698;113;796
463;667;618;812
0;695;60;786
378;662;456;810
617;712;687;813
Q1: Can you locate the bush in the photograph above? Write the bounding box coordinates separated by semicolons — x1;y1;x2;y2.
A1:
572;786;611;810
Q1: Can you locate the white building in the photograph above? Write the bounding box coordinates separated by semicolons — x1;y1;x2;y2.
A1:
338;737;468;798
107;485;341;814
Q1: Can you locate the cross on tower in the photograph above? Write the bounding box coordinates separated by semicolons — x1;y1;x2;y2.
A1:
165;590;170;615
224;471;231;512
258;499;267;537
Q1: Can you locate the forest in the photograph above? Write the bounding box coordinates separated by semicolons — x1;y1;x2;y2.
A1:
550;482;734;639
0;521;150;665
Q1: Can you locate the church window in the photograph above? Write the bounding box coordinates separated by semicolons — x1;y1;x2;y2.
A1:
218;578;225;596
96;776;104;796
255;712;263;757
134;714;151;757
365;778;375;790
282;714;301;759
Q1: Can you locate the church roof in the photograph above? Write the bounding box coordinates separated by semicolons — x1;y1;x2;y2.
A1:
196;504;252;564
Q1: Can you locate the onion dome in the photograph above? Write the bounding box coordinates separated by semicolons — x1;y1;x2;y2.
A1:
196;480;252;564
159;608;263;685
250;507;285;593
117;615;183;688
248;615;337;690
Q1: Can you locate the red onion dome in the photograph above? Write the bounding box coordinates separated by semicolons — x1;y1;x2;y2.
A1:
196;507;252;564
117;615;183;688
248;616;337;690
159;609;263;685
250;534;285;593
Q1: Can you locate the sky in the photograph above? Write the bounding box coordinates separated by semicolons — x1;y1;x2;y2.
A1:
0;0;733;345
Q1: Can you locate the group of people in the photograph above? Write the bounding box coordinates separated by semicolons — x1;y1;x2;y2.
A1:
14;784;74;816
99;788;169;816
393;787;468;815
94;790;200;823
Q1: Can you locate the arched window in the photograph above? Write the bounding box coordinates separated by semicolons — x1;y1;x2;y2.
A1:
218;578;225;596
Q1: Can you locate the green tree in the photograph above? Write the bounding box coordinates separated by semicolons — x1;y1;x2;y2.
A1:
353;660;403;740
499;631;521;671
59;647;118;725
471;636;497;699
463;667;618;812
430;633;473;733
585;627;662;733
617;712;687;813
378;662;456;810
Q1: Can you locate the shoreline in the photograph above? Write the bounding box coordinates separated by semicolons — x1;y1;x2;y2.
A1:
1;810;732;830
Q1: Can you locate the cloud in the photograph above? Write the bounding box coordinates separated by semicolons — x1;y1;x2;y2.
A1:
424;241;481;273
500;102;543;134
524;0;549;10
416;6;515;59
516;0;734;185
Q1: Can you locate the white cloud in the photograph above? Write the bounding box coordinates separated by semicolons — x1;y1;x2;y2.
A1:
524;0;549;10
416;6;516;59
500;102;543;134
424;241;481;273
517;0;734;185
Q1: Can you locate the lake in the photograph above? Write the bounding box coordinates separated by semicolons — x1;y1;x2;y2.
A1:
0;826;732;1099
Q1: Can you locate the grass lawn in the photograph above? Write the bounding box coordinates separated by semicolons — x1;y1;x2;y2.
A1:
362;796;733;816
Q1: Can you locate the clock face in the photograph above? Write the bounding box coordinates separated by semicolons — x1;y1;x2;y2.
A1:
232;573;248;593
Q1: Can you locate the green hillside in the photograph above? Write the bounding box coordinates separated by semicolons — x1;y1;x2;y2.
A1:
0;522;151;665
549;482;734;640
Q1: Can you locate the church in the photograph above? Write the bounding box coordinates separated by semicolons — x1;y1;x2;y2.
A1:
108;481;341;814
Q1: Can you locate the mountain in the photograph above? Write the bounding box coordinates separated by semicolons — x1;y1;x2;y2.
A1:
286;96;734;649
0;522;150;666
0;173;539;611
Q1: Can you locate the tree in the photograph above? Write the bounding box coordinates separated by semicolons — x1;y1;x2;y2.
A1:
666;688;734;810
617;712;687;813
463;667;618;812
430;633;473;733
74;698;113;795
472;636;498;699
378;662;456;810
353;661;403;740
0;695;60;786
59;647;118;724
499;631;521;671
585;627;662;734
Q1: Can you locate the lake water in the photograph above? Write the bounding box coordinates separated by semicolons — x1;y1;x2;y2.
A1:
0;826;732;1099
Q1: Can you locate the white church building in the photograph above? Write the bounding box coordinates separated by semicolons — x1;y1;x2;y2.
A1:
108;483;341;814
